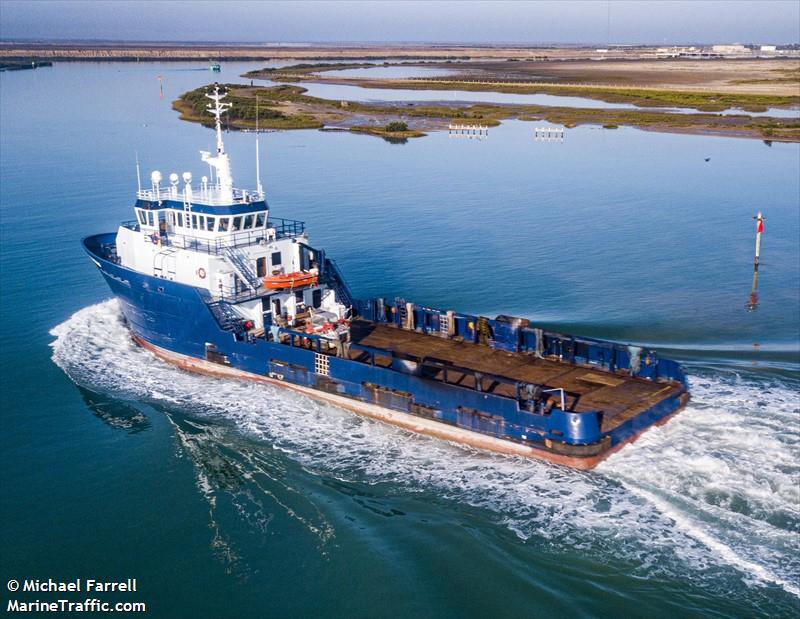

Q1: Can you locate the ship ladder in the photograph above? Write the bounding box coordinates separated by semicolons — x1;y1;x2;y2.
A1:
206;300;243;332
224;247;260;291
183;193;192;224
324;258;355;308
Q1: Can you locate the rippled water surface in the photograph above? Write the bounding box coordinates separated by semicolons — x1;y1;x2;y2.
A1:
1;61;799;619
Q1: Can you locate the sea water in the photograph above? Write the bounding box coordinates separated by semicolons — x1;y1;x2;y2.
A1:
1;61;798;618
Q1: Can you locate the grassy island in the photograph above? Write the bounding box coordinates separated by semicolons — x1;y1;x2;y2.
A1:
309;77;800;113
242;62;380;77
350;121;426;141
174;83;800;142
173;84;325;129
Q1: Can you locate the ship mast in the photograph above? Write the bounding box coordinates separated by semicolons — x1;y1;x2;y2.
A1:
256;93;263;198
200;83;234;202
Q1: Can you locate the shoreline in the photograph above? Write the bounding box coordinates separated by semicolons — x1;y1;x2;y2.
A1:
173;83;800;143
3;41;800;63
244;65;800;111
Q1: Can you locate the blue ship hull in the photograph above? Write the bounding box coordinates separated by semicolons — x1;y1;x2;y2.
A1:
84;233;689;469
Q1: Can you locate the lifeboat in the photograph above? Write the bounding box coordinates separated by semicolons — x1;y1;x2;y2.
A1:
263;271;318;290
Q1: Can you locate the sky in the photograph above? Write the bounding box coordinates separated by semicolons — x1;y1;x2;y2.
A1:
0;0;798;45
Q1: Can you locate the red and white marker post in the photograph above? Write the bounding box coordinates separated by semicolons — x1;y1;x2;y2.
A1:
748;211;765;311
753;211;765;271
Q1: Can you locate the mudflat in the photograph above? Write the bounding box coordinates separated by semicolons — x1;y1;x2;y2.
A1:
427;58;800;96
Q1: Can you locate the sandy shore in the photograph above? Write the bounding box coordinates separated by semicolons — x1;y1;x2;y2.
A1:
425;58;800;96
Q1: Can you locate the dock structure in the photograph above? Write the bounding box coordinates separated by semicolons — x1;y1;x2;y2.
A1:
534;127;565;142
448;123;489;140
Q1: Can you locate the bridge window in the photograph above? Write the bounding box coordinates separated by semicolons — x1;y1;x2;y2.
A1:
176;212;183;227
205;216;215;231
191;214;198;229
255;212;266;227
244;214;254;229
219;217;229;232
232;216;242;231
271;251;281;266
137;209;147;225
148;211;155;227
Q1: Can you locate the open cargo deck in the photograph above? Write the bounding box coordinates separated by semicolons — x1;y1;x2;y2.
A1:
348;319;684;433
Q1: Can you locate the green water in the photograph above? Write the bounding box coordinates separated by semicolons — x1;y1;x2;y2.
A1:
1;61;798;618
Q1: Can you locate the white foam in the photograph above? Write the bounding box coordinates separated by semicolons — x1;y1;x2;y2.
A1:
601;370;800;597
50;300;800;597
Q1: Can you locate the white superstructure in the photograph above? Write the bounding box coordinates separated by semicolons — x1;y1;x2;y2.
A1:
115;84;349;337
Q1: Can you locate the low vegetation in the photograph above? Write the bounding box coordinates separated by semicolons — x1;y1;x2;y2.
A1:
243;62;378;77
350;122;426;142
731;66;800;86
328;77;800;112
173;82;800;142
173;83;324;129
384;121;408;132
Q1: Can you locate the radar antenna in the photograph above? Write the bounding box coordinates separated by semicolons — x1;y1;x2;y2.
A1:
199;83;234;202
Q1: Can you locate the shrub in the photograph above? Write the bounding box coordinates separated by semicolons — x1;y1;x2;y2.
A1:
385;121;408;132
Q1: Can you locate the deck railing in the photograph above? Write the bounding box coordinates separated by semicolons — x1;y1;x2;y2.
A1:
121;216;305;254
136;186;261;207
354;297;688;386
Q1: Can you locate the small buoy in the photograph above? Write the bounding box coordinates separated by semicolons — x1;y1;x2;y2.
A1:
704;157;711;162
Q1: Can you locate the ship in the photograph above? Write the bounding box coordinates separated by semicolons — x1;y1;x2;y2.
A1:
83;85;689;469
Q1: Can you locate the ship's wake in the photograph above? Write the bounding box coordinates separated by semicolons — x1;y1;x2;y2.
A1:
51;300;800;601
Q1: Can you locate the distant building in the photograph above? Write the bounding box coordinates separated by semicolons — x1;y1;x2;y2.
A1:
656;46;698;58
760;45;777;52
711;44;749;55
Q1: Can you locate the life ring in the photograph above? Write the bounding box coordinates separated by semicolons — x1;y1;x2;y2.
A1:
197;267;207;279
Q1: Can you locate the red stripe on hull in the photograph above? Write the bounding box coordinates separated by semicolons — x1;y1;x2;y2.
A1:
131;334;686;470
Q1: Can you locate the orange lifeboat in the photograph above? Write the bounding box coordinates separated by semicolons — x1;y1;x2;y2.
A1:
263;271;318;291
